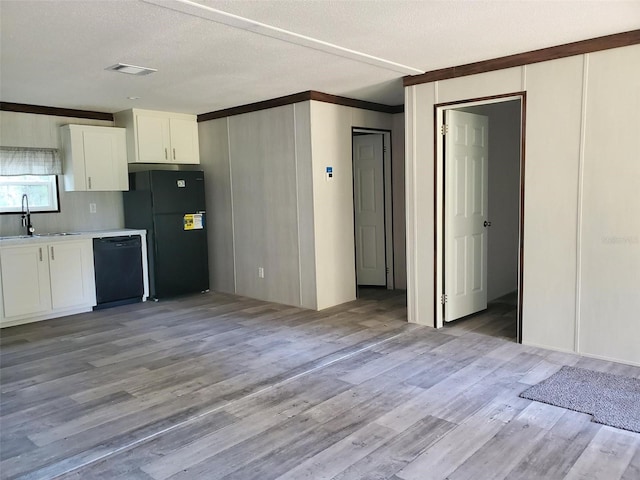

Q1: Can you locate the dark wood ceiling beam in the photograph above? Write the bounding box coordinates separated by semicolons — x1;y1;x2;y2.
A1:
404;29;640;86
0;102;113;121
197;90;403;122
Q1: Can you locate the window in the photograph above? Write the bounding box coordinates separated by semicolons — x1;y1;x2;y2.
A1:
0;175;60;213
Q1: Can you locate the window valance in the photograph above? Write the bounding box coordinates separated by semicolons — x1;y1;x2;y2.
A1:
0;147;62;175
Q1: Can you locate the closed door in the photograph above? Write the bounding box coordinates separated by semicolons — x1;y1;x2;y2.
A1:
353;134;386;286
445;110;489;322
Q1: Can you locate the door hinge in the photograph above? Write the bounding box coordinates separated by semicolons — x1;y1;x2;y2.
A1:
383;146;387;153
441;124;449;136
440;294;448;305
386;266;390;274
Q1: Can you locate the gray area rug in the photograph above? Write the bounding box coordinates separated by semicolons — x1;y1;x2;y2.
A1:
520;366;640;433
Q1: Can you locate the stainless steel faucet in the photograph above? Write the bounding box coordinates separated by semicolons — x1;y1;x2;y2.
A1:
21;194;35;236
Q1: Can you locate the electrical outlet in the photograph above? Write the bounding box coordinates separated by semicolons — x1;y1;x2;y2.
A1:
258;267;264;278
89;203;97;213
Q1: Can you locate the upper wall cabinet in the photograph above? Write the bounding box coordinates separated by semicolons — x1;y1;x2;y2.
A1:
114;109;200;164
61;125;129;191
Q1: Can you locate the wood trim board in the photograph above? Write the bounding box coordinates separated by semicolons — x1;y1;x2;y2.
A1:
197;90;403;122
434;92;526;342
2;92;404;125
0;102;113;122
404;29;640;86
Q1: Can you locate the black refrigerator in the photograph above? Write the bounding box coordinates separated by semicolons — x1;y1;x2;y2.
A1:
123;170;209;299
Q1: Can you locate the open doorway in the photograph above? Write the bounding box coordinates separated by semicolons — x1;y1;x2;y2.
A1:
435;95;525;342
352;128;394;297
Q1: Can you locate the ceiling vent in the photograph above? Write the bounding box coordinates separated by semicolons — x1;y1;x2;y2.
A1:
105;63;157;76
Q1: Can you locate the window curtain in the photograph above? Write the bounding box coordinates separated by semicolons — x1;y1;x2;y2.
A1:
0;147;62;175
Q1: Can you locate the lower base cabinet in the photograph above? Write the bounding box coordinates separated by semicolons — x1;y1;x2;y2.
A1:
0;240;96;325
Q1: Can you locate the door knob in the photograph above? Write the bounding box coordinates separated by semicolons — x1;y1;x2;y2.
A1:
484;221;492;227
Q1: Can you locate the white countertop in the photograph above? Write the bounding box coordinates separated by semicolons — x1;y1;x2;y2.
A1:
0;228;147;246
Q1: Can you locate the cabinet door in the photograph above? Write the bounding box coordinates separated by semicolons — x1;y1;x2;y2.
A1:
169;117;200;164
0;245;51;318
82;129;128;191
48;241;96;310
136;114;171;163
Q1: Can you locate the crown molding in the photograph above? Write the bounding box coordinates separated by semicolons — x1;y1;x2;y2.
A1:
0;102;113;121
404;29;640;86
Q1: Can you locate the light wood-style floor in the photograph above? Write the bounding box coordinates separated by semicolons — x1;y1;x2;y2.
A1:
1;289;639;480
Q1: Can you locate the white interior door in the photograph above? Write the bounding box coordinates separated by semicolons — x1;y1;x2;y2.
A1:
353;134;386;286
445;110;489;322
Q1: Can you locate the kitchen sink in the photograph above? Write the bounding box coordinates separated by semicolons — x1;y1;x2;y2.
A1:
34;232;80;237
0;235;33;240
0;233;81;240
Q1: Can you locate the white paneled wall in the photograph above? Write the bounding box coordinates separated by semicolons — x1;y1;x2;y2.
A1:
405;44;640;365
293;102;317;308
197;117;235;294
0;111;124;236
199;104;312;308
579;45;640;364
310;102;356;309
523;55;584;352
229;105;302;307
405;83;436;328
199;100;403;311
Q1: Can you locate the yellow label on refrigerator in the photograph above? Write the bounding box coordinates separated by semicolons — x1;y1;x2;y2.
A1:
183;213;203;230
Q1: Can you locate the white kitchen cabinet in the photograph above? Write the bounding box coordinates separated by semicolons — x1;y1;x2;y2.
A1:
0;239;96;325
114;109;200;164
61;124;128;191
168;116;199;164
0;245;51;318
48;241;95;310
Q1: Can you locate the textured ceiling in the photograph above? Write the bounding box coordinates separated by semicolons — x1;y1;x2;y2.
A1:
0;0;638;115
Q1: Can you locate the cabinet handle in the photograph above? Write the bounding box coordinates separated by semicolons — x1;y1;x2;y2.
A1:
88;177;92;189
50;246;55;260
173;148;176;160
39;247;43;262
165;148;168;160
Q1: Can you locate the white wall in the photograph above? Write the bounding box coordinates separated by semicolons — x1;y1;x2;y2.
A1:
0;111;124;236
228;106;302;307
293;102;317;309
578;46;640;364
199;100;405;311
523;55;584;352
405;83;436;328
198;104;313;308
309;102;355;309
405;44;640;366
310;102;405;309
197;117;236;294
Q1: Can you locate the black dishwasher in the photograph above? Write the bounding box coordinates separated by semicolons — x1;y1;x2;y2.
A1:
93;235;144;309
